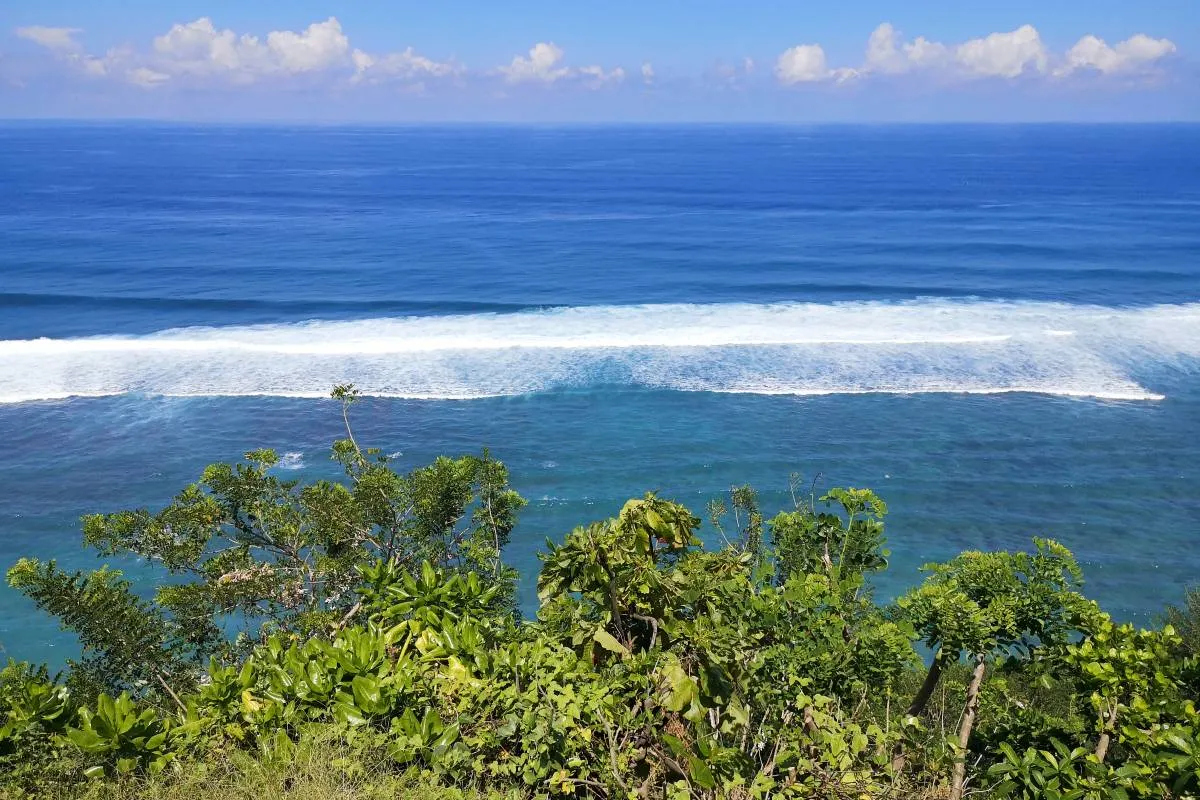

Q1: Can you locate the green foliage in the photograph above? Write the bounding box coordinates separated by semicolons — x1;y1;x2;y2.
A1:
0;661;73;748
66;692;197;778
7;386;526;701
6;560;200;699
900;538;1090;663
987;739;1113;800
0;660;82;795
1163;585;1200;657
537;492;706;655
3;404;1198;799
769;486;889;587
361;559;506;632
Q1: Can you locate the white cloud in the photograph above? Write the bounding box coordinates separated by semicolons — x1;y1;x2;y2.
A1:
16;16;457;90
1117;34;1177;63
776;44;829;84
149;17;350;81
16;26;82;52
905;37;951;69
265;18;349;73
12;17;1184;96
861;24;952;74
864;22;905;74
955;24;1047;78
853;22;1050;80
776;46;858;85
16;26;132;80
351;47;462;84
498;42;625;87
500;42;571;83
1058;33;1176;76
80;52;117;77
151;18;270;77
127;66;170;87
833;22;1168;84
578;64;625;87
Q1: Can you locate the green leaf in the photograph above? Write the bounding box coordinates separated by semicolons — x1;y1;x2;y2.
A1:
592;628;630;657
688;756;717;789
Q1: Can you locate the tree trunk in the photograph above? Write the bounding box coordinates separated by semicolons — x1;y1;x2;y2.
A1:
1095;702;1119;764
906;654;944;717
949;655;987;800
890;651;945;773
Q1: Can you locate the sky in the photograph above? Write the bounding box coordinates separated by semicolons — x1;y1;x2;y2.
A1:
2;1;1197;122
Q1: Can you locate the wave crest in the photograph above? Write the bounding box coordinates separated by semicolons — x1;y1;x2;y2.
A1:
2;300;1197;403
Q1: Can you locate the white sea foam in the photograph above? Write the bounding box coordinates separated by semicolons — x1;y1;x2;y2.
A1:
1;300;1197;404
277;452;306;470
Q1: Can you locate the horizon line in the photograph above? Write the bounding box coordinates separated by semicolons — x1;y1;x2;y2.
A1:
3;117;1200;127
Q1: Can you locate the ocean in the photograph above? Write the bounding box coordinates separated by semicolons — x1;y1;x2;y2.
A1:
1;123;1197;667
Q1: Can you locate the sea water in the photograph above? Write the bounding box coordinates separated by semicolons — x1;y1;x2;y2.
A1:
1;124;1197;666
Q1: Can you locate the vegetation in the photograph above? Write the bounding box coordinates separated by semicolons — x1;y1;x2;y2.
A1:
2;387;1198;799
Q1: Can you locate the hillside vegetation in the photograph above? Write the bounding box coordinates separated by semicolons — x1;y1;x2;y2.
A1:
2;387;1198;799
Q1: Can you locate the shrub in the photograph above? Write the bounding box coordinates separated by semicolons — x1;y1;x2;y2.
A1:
3;388;1196;799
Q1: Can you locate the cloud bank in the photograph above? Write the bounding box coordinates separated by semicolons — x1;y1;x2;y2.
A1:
14;17;467;89
9;17;1182;97
777;22;1177;86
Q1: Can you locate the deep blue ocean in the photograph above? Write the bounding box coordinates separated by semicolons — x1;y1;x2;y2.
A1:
1;124;1198;667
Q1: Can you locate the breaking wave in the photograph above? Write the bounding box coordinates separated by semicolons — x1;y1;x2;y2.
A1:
2;300;1198;404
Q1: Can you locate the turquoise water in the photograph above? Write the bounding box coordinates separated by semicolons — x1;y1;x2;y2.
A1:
1;124;1198;666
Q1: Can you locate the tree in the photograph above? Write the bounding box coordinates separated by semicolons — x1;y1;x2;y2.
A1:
1062;619;1190;764
537;492;709;656
7;386;525;698
6;561;199;703
768;487;889;588
7;457;1200;799
893;539;1093;798
1162;586;1200;657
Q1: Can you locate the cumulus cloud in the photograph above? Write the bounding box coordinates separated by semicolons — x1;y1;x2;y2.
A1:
14;16;457;89
500;42;571;83
351;47;462;84
775;45;857;85
149;17;349;80
856;22;1045;79
11;16;1182;96
862;23;950;74
781;22;1175;86
265;19;349;73
16;26;82;52
905;37;951;69
776;44;829;84
499;42;624;87
151;18;270;78
955;25;1047;78
1058;33;1176;76
863;23;904;74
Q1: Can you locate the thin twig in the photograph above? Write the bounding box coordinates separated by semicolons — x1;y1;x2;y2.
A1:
332;600;363;633
155;672;187;714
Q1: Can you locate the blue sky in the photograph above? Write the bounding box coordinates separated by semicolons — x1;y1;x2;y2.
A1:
3;1;1196;121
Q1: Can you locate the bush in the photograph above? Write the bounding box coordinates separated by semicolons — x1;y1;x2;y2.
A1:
3;388;1196;799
